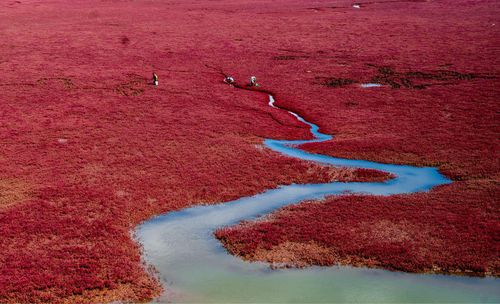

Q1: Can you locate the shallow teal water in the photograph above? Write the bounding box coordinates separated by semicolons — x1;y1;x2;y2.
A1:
136;95;499;303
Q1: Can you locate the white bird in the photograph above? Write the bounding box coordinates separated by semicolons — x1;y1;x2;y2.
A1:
353;4;361;9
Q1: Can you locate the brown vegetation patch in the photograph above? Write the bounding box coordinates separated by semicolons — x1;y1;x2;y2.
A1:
114;74;147;96
362;219;414;243
36;77;75;90
253;241;338;268
0;179;32;210
62;278;161;304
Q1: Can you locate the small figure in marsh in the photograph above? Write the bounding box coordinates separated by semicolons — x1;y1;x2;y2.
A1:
152;72;159;86
224;76;235;86
249;76;259;87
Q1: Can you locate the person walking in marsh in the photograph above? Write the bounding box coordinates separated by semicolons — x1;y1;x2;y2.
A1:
153;72;159;86
249;76;259;87
224;75;235;85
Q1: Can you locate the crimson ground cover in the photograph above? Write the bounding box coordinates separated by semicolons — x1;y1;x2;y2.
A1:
214;0;500;278
216;180;499;275
0;0;393;302
1;0;499;302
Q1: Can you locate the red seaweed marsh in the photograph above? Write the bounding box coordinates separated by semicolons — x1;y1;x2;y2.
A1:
0;0;499;302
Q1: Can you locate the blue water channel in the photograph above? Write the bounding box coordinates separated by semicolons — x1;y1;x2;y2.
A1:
136;95;499;303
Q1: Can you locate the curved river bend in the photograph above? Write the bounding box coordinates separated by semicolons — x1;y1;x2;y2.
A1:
136;95;499;303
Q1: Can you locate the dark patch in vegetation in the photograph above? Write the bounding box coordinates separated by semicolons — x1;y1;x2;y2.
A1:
114;74;146;96
36;77;75;90
307;6;340;11
315;77;357;88
121;36;130;45
5;1;21;7
369;65;495;89
307;0;426;11
272;55;309;60
362;0;427;6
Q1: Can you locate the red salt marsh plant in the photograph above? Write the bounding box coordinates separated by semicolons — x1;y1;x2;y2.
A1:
0;17;391;303
0;79;383;303
211;0;499;282
1;0;499;302
216;180;500;275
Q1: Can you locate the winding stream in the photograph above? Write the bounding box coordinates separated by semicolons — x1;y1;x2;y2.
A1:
136;95;500;303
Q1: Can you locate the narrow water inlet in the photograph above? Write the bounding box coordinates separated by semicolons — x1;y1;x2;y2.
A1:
136;95;499;303
360;83;383;88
